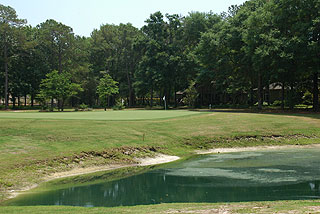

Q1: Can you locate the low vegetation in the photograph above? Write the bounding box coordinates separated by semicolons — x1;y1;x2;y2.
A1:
1;200;320;214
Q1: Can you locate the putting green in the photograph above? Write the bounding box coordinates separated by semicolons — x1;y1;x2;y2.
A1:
0;110;203;121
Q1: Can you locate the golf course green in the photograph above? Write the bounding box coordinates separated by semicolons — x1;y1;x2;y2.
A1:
0;110;202;120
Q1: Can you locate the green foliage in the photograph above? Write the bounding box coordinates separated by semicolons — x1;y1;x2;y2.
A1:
79;103;89;111
38;70;82;111
272;100;282;107
90;23;141;107
302;91;313;105
0;4;26;109
183;81;199;108
97;74;119;110
112;98;125;110
36;19;74;73
1;1;320;111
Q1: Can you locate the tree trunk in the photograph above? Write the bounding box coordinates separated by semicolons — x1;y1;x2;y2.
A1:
150;86;153;108
249;87;254;106
163;89;168;110
267;81;270;106
289;82;295;110
257;73;263;110
4;31;9;110
126;62;133;107
24;94;27;106
313;71;319;112
12;96;16;108
174;90;177;108
61;99;64;112
210;86;213;106
18;96;21;106
50;98;54;112
71;97;75;108
201;87;204;107
31;94;34;107
58;45;62;74
281;82;285;110
57;44;63;110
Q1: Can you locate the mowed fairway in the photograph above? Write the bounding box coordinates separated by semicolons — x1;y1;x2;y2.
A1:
0;110;201;120
1;110;320;207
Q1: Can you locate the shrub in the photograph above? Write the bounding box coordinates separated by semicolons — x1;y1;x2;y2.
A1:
183;81;199;108
112;98;125;110
272;100;282;106
79;103;89;111
302;91;313;105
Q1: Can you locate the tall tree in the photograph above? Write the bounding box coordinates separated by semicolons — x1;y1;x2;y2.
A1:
36;19;74;74
137;12;168;108
90;23;142;107
0;4;26;109
36;19;75;109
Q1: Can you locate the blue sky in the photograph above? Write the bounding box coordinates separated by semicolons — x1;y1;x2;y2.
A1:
1;0;247;37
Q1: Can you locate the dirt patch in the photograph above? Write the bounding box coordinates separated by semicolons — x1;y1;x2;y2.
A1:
165;209;226;214
136;154;180;166
306;206;320;212
26;146;162;168
47;154;179;180
165;205;236;214
187;134;318;151
197;143;320;154
164;203;320;214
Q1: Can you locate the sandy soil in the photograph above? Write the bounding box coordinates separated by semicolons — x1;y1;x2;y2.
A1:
136;154;180;166
46;154;180;181
196;144;320;154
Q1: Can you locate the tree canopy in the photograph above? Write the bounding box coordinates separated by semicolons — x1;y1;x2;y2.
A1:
1;0;319;110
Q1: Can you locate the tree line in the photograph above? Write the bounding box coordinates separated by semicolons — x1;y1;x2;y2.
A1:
0;0;319;111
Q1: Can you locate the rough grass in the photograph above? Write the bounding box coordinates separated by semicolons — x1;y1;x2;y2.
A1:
1;200;320;213
1;109;320;210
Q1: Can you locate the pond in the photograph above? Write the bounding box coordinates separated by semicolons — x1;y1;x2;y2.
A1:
5;147;320;207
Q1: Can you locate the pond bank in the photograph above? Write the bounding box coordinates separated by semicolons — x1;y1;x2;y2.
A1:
7;145;320;208
7;154;180;200
197;143;320;154
5;144;320;201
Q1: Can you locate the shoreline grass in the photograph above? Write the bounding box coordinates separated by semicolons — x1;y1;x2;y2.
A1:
1;200;320;213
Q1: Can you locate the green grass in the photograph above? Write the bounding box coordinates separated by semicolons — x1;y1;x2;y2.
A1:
1;200;320;213
1;109;320;211
0;110;201;120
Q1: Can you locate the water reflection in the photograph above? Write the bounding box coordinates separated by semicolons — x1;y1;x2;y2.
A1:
6;148;320;207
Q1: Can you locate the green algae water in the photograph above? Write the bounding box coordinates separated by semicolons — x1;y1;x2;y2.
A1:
5;147;320;207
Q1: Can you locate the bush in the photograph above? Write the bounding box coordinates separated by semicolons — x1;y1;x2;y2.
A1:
112;98;125;110
183;81;199;108
272;100;282;106
79;103;89;111
302;91;313;105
